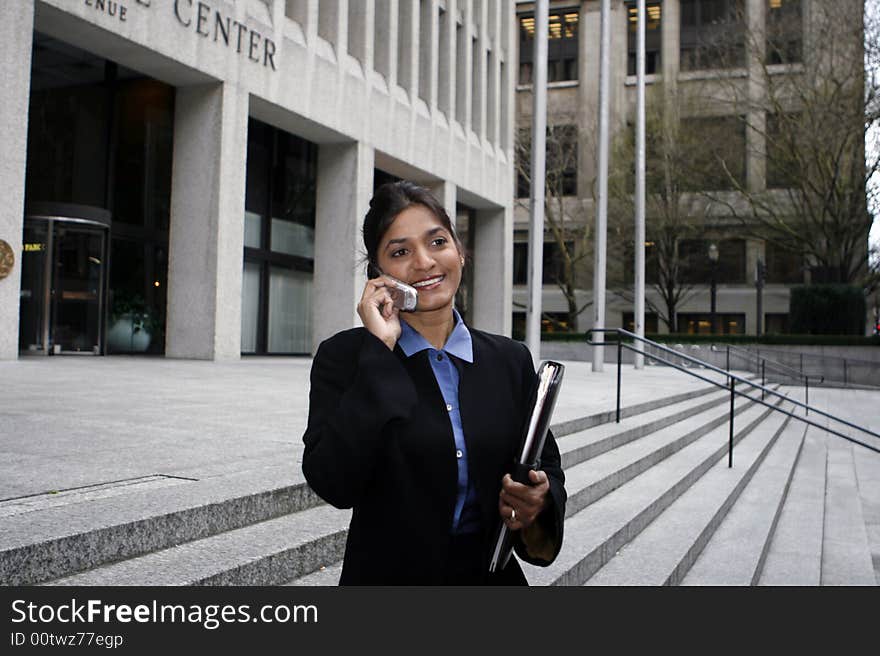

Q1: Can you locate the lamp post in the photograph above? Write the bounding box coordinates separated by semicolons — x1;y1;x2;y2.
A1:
708;243;719;334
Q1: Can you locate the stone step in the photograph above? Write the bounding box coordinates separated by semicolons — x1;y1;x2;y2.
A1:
551;379;730;437
681;421;807;585
852;441;880;584
0;462;324;585
525;399;779;586
14;379;735;586
285;561;344;586
820;436;876;585
562;389;774;518
585;406;795;586
758;428;828;585
48;504;351;586
557;387;734;470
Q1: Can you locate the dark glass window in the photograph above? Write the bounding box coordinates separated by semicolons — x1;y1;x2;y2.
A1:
512;240;572;285
765;241;803;283
516;125;578;198
766;0;802;65
622;312;659;333
766;112;801;189
623;240;660;285
679;239;746;284
764;313;790;334
627;2;662;76
678;312;746;334
518;10;579;84
242;119;317;355
680;116;746;190
26;34;174;354
679;0;745;71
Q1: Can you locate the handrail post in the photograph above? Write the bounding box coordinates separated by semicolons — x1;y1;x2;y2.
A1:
616;336;622;423
761;360;765;401
729;376;735;468
805;376;809;416
726;345;730;371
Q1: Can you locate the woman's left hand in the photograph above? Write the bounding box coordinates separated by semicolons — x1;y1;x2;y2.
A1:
498;469;550;531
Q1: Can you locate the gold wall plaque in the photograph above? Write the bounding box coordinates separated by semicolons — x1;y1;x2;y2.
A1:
0;240;14;280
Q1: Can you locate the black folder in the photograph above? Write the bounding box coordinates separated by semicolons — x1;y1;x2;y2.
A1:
488;360;565;573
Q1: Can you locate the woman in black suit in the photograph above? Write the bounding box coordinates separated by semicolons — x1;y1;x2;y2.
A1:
302;181;566;585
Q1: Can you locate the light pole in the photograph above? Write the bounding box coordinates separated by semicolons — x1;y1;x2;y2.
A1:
708;243;719;334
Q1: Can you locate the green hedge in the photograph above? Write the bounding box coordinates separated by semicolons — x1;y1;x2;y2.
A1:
540;332;879;346
789;284;866;335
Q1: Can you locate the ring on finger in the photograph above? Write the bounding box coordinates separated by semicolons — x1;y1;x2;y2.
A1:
510;508;516;522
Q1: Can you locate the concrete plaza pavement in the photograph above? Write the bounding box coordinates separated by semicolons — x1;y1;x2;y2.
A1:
0;352;876;510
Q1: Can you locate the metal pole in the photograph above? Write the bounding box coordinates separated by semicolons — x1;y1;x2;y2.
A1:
805;376;809;416
634;0;646;370
726;345;730;371
592;0;611;372
729;377;735;468
616;338;622;423
761;360;765;401
525;0;549;367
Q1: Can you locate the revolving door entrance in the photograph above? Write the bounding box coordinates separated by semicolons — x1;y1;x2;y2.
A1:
19;205;110;355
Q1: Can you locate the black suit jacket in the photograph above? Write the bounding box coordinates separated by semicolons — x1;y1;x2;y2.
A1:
302;326;566;585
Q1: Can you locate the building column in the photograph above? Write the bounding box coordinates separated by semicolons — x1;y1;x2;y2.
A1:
428;180;457;227
0;1;34;360
312;141;375;352
471;205;513;336
166;82;248;360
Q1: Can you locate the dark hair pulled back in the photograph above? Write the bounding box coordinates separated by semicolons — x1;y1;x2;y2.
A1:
362;181;460;279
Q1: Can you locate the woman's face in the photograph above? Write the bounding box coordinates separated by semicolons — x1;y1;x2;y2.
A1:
376;204;463;314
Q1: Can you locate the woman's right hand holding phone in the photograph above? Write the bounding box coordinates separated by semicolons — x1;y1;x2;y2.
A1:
357;277;402;351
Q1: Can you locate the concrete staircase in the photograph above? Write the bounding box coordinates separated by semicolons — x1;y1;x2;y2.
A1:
2;379;877;587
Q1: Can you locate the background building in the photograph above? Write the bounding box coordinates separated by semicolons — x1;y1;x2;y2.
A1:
0;0;518;360
513;0;873;338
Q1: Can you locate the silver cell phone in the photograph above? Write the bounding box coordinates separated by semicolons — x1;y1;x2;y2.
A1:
378;272;418;312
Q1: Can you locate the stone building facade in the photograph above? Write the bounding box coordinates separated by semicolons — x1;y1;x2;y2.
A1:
0;0;518;360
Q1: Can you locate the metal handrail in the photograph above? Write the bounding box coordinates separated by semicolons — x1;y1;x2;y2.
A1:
736;344;878;387
722;343;823;408
723;343;818;383
587;328;880;465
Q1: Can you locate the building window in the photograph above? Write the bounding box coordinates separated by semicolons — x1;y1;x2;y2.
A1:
766;112;801;189
766;0;802;65
623;240;660;285
680;0;745;71
512;240;572;285
622;312;659;333
242;119;317;355
764;313;789;334
678;239;746;284
680;116;746;190
512;311;573;340
516;125;578;198
765;241;803;283
627;2;662;76
678;313;746;334
518;9;579;84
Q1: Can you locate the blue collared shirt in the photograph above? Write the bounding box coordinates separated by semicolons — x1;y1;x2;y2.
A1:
398;309;480;534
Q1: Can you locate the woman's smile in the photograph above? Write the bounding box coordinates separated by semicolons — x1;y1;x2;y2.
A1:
411;275;445;290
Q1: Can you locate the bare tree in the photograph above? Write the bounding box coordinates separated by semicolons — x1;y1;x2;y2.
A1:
515;123;592;331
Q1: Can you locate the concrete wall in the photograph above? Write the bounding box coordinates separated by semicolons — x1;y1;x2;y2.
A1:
0;1;34;360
